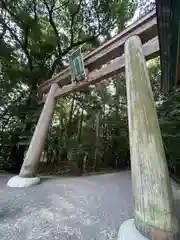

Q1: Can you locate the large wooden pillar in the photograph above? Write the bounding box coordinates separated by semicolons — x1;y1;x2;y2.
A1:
7;83;59;187
118;35;179;239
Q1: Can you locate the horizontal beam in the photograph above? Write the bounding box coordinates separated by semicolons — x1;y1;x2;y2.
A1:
39;10;157;94
52;36;159;99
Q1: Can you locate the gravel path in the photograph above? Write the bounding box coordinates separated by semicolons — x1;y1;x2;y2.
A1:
0;171;180;240
0;171;133;240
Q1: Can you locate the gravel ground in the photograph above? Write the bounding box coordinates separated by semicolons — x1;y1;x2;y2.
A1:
0;171;133;240
0;171;179;240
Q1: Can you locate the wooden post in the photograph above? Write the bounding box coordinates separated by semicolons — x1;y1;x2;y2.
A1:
125;35;179;239
19;83;59;178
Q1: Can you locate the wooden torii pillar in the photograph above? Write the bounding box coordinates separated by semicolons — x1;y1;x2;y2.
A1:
118;36;179;240
7;83;59;187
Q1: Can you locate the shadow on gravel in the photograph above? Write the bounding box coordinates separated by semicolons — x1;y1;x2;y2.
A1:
0;205;22;220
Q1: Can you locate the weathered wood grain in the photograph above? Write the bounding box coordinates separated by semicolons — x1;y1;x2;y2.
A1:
19;83;59;178
125;35;179;239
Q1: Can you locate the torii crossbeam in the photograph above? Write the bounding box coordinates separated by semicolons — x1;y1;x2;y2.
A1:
39;9;158;101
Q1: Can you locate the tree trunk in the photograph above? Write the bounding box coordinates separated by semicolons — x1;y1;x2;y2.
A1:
82;153;87;174
77;109;84;143
77;109;84;174
62;95;75;161
93;111;100;171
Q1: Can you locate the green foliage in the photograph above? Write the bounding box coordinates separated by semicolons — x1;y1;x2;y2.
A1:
43;58;180;177
138;0;155;17
0;0;137;173
5;0;177;177
158;91;180;177
43;74;130;174
147;57;180;178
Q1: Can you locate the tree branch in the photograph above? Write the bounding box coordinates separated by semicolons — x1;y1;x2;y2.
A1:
0;17;32;71
43;0;62;57
32;0;37;20
50;58;63;76
0;1;33;72
54;0;70;11
24;27;29;51
50;35;96;75
0;0;23;25
62;36;96;56
70;0;83;46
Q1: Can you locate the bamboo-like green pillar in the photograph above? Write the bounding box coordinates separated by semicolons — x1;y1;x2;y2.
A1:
118;35;179;239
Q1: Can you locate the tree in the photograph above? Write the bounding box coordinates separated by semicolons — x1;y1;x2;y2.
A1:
138;0;155;17
147;57;180;179
0;0;138;172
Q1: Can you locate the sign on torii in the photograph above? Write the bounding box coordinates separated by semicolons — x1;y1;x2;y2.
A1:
68;47;86;83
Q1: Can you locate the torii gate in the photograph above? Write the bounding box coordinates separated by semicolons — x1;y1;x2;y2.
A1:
7;9;180;240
